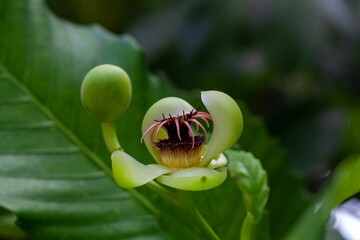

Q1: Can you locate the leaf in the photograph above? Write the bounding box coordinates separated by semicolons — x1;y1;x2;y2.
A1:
0;65;161;239
284;154;360;240
0;0;167;239
0;208;28;240
227;150;269;224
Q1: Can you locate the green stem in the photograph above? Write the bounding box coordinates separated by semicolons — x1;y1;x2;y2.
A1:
240;213;253;240
101;122;122;152
177;190;220;240
146;181;179;206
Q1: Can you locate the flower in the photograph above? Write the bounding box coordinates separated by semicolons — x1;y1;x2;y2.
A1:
112;90;243;191
141;108;212;168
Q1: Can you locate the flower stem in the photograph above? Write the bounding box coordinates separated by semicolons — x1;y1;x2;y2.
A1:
240;213;253;240
101;122;122;152
177;190;220;240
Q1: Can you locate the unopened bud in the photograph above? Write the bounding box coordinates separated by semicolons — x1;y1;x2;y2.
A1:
81;64;132;122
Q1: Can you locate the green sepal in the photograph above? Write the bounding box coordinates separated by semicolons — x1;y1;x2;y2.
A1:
112;150;172;188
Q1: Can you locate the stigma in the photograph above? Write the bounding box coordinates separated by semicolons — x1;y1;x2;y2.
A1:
141;109;212;168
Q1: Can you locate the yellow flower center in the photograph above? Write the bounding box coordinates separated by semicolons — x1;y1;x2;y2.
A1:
156;136;205;168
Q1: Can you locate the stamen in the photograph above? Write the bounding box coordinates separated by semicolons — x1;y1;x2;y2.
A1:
184;121;195;148
194;120;200;131
189;118;208;140
196;111;212;119
154;120;169;141
195;112;212;127
141;122;160;143
175;118;181;140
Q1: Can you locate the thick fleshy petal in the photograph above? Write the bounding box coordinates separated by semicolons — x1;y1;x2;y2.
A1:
112;150;172;188
200;91;243;166
208;153;228;169
142;97;194;164
156;167;227;191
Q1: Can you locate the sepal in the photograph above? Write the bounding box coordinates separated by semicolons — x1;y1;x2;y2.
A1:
112;151;172;188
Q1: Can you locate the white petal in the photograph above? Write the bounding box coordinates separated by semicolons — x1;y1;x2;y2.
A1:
112;150;172;188
200;91;243;166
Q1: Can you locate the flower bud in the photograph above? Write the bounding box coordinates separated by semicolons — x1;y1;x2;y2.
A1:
81;64;132;122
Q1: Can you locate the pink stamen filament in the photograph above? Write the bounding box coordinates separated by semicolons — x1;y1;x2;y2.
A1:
189;118;208;140
141;122;161;143
175;118;181;140
195;112;212;127
154;120;169;142
142;110;213;149
184;121;195;148
196;112;212;120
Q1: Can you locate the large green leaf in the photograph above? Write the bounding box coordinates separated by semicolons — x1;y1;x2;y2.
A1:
0;65;160;239
0;0;168;239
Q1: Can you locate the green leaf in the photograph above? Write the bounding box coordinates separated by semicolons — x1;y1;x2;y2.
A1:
227;150;269;224
0;0;165;238
284;154;360;240
0;65;160;239
0;209;28;240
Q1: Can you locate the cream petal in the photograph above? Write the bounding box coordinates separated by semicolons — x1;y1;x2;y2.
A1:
142;97;194;164
200;91;243;166
208;153;228;169
112;150;172;188
156;167;227;191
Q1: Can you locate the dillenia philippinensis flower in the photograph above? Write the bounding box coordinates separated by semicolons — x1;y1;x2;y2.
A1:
112;91;243;191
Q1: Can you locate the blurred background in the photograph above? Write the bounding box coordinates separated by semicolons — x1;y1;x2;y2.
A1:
46;0;360;192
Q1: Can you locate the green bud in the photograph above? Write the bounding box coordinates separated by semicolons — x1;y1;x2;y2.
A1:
81;64;132;122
